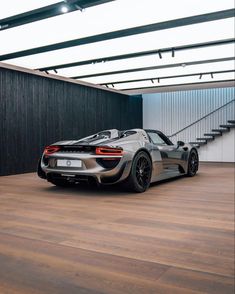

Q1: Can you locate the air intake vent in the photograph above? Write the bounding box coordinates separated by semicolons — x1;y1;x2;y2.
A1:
58;145;96;153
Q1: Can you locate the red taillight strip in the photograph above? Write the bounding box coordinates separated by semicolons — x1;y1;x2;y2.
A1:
44;145;60;155
96;147;123;156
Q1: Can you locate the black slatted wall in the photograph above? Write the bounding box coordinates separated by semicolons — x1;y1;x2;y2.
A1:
0;67;142;176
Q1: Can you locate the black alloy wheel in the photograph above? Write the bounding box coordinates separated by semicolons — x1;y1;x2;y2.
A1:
187;150;199;176
125;151;152;192
136;156;151;188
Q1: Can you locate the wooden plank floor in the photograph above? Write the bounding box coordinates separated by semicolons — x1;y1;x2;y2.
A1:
0;163;234;294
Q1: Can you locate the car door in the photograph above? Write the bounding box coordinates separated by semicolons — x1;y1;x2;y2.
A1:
147;131;183;172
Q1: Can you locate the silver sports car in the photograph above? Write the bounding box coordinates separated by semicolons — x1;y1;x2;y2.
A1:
37;129;199;192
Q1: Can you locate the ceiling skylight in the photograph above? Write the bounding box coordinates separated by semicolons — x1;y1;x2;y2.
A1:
0;0;234;93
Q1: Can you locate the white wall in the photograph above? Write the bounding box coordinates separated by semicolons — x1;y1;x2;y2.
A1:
199;128;235;162
143;87;235;162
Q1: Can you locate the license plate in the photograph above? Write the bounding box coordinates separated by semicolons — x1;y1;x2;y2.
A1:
57;159;82;168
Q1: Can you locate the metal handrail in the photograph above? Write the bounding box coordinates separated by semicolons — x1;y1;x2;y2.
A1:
168;98;235;137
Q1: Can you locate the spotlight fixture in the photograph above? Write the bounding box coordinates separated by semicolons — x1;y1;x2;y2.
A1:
74;4;83;11
172;48;175;57
199;74;202;79
211;73;214;78
151;79;154;84
157;78;160;83
158;51;162;59
53;69;58;74
61;5;69;13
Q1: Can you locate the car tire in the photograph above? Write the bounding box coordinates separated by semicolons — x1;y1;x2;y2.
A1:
37;160;46;179
187;150;199;177
124;151;152;193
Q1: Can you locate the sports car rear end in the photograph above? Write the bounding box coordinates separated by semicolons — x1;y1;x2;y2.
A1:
38;143;134;185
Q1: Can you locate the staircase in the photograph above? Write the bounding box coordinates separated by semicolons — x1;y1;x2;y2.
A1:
189;119;235;148
168;99;235;148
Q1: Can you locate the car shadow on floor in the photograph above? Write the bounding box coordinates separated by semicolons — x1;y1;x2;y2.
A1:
40;174;188;197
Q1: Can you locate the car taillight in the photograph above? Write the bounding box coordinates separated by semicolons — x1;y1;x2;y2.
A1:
44;145;60;155
96;147;123;156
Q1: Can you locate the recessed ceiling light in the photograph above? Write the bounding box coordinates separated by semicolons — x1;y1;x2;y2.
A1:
61;5;69;13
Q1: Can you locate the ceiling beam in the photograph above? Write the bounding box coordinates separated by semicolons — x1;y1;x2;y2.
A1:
37;38;235;71
121;79;235;92
122;80;235;94
0;9;234;61
71;57;235;79
0;1;115;31
100;70;235;86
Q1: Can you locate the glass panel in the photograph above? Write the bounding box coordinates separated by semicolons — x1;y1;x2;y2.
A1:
148;132;168;145
0;0;59;19
0;0;234;52
2;18;234;67
78;60;235;84
55;43;235;78
1;0;233;90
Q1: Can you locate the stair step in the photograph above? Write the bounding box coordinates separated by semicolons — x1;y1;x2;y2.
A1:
220;124;235;128
212;128;229;133
189;141;207;145
204;133;221;137
227;120;235;124
197;137;214;141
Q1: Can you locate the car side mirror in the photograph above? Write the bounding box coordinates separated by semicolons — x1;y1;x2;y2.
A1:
177;140;185;147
